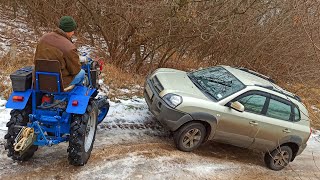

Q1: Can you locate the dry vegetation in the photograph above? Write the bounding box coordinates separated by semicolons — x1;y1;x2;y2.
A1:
0;0;320;127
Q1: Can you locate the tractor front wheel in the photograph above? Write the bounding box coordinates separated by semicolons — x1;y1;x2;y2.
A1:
68;101;98;166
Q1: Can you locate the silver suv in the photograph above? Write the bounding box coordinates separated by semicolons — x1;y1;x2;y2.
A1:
144;65;311;171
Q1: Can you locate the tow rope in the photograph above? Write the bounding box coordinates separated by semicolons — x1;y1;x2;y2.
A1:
14;127;35;152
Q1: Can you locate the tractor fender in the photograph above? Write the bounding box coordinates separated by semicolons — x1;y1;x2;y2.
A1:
6;89;32;110
66;95;90;114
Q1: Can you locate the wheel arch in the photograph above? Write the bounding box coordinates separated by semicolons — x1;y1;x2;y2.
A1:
281;142;300;161
66;95;90;114
178;112;218;141
185;120;212;142
277;135;303;161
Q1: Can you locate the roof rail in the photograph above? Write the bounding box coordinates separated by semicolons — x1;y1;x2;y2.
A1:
254;84;302;102
237;67;275;83
254;84;273;90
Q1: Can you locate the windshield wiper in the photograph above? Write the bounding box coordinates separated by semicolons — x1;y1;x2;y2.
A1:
187;74;218;99
196;76;232;87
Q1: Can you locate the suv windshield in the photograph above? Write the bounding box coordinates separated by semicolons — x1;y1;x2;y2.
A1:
188;66;245;100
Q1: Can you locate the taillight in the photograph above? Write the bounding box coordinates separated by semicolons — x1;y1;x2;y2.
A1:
13;96;24;102
72;100;78;106
98;59;104;71
307;127;312;141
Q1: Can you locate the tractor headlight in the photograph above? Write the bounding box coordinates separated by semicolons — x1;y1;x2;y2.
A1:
163;93;183;108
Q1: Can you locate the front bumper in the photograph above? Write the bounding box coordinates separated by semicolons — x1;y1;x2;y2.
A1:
144;79;191;131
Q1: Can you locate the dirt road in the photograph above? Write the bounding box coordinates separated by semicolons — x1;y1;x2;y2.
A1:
0;125;319;180
0;98;319;180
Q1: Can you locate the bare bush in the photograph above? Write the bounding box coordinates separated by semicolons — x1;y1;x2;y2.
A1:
1;0;320;125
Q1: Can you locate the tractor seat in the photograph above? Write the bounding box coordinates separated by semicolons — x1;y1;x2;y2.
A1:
35;59;74;92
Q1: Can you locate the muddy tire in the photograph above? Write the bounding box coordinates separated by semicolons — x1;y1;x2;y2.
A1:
4;108;38;161
264;146;292;171
173;122;206;152
68;102;98;166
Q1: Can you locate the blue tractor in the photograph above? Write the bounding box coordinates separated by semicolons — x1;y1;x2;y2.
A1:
4;55;109;166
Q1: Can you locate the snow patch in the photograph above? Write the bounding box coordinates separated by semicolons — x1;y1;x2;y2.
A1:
74;152;236;180
186;163;231;174
0;17;39;58
0;100;10;139
311;105;320;113
0;99;6;107
102;97;150;125
74;153;145;180
118;88;130;94
78;45;93;56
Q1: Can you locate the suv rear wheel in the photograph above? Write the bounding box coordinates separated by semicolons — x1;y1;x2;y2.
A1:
264;145;292;171
174;122;206;152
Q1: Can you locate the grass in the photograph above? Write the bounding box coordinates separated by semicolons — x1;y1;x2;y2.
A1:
101;63;145;99
0;52;33;98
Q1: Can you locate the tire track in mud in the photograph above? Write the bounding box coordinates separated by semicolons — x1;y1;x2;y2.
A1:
1;129;320;180
1;142;175;180
3;138;320;180
0;119;171;179
99;122;164;131
1;92;319;179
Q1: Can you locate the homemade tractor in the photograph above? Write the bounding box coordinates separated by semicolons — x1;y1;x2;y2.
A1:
4;55;109;166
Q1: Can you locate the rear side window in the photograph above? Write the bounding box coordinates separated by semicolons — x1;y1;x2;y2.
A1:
266;99;291;121
294;106;301;121
238;94;267;114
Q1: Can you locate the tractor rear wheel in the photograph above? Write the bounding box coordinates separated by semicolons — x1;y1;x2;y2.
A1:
4;107;38;161
68;101;98;166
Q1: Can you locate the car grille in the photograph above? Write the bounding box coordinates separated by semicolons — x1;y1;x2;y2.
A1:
151;76;164;94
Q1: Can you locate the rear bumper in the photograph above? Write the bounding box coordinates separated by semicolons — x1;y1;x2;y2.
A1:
296;143;307;156
144;79;191;131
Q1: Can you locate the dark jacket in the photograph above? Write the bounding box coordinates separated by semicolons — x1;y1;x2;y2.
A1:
34;29;81;87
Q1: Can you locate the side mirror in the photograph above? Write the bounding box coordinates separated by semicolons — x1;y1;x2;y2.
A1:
229;101;244;112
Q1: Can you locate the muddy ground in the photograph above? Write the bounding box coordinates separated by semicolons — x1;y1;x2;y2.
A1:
0;121;319;180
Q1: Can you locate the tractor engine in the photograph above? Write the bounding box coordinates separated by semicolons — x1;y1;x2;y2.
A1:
80;54;103;89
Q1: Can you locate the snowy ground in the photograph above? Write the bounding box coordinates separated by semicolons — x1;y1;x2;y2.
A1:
0;99;10;139
0;92;320;180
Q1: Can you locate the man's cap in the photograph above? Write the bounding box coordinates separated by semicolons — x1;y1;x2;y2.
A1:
59;16;77;32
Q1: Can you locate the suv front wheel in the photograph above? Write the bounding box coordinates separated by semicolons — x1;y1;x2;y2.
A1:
264;145;293;171
174;122;206;152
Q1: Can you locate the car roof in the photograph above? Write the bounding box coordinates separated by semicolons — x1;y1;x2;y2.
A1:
221;65;297;98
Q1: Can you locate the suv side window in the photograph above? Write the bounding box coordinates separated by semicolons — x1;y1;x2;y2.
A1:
266;99;291;121
293;106;301;121
238;94;267;114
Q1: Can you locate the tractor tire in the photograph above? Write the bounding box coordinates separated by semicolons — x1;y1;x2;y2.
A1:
68;101;98;166
4;107;38;161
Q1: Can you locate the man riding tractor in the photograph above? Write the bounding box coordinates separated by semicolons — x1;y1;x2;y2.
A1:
34;16;84;91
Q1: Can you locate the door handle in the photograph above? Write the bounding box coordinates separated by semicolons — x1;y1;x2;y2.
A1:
249;121;258;126
283;129;291;133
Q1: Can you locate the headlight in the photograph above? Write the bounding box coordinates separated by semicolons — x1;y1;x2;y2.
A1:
163;93;183;108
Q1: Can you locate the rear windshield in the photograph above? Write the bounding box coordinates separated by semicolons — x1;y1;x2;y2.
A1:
189;67;245;100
